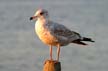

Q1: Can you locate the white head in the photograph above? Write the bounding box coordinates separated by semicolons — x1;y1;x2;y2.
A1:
30;9;49;20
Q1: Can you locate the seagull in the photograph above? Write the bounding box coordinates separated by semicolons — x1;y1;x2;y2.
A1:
30;9;94;61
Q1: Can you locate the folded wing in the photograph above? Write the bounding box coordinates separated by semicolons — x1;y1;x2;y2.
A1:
48;21;81;43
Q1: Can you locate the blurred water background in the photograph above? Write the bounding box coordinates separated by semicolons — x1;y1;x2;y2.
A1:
0;0;108;71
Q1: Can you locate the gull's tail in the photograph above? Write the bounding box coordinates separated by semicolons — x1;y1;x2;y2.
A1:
81;37;95;42
72;37;95;45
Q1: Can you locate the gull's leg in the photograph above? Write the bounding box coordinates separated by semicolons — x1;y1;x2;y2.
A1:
49;45;53;60
57;44;60;61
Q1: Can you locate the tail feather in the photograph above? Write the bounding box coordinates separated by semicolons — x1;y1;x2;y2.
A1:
72;37;94;45
82;37;95;42
72;39;87;45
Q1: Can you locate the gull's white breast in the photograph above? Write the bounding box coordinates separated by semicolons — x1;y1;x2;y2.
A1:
35;20;58;46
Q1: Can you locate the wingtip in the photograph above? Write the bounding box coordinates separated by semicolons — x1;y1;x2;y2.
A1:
91;40;95;42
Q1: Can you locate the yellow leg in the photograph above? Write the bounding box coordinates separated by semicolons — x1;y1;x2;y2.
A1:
57;44;60;61
50;45;53;60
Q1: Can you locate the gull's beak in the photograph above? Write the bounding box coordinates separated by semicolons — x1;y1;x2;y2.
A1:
30;16;37;20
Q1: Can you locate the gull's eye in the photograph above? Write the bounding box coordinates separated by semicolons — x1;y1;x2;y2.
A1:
40;12;44;15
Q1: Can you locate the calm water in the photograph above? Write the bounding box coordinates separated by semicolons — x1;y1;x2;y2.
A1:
0;0;108;71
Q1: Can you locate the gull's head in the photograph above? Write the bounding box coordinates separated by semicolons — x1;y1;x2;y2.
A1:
30;9;49;20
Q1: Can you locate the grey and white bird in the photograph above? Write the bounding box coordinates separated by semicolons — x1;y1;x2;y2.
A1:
30;9;94;61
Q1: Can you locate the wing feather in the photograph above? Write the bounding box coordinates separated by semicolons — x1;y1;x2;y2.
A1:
47;21;81;41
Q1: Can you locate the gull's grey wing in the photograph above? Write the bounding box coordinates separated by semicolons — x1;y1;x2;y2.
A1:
47;21;81;42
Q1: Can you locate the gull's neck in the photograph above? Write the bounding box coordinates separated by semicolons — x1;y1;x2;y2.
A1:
35;16;49;32
37;17;49;24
